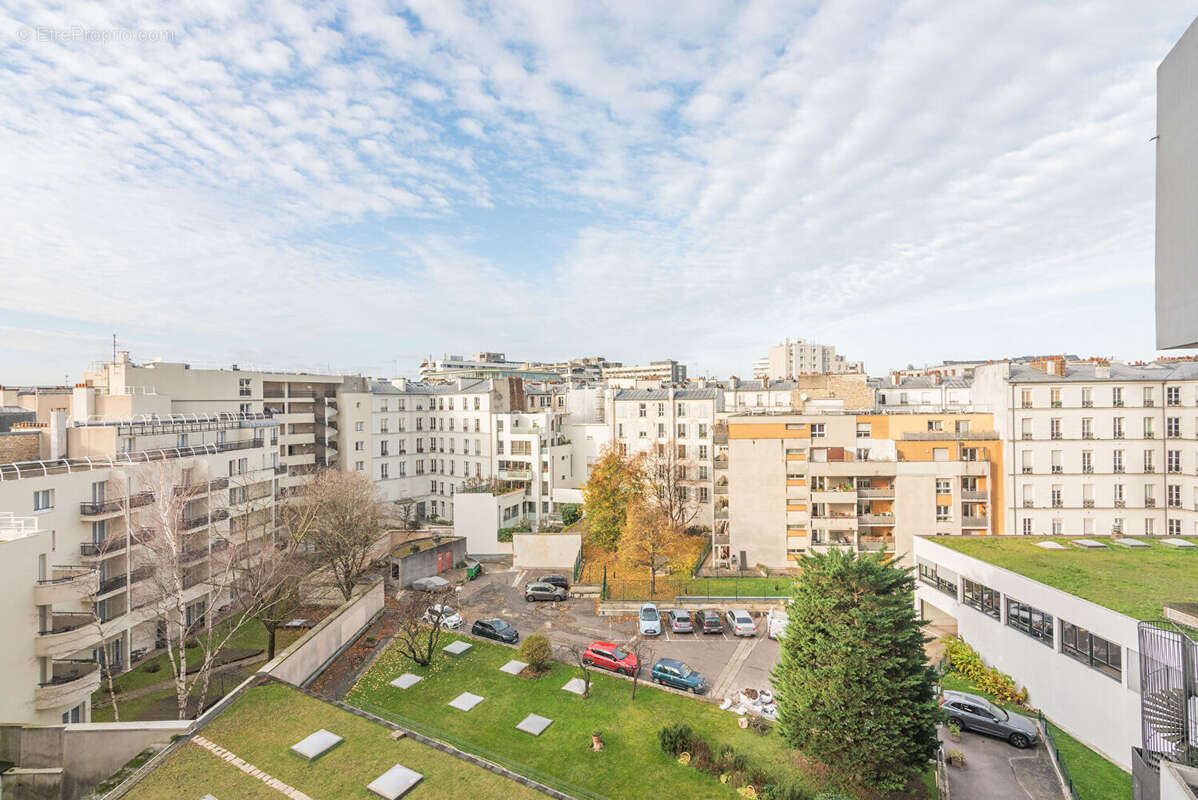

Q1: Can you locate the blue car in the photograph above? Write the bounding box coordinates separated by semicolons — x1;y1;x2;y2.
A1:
651;658;707;694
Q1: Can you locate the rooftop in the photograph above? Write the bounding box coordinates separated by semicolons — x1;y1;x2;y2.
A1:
925;535;1198;620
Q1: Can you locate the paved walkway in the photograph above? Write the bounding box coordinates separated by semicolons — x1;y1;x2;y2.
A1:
192;735;314;800
939;725;1065;800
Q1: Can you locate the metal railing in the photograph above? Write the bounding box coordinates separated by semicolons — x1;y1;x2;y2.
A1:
1039;712;1081;800
80;536;129;557
181;509;230;530
79;491;155;516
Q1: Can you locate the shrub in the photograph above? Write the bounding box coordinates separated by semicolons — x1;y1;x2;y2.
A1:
518;634;553;672
455;560;466;569
746;715;771;735
142;660;162;674
184;638;199;649
760;782;812;800
658;723;695;755
561;503;582;526
944;635;1029;707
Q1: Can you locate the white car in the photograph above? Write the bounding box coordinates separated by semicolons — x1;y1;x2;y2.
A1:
422;604;463;629
638;603;662;636
725;608;756;637
767;608;789;640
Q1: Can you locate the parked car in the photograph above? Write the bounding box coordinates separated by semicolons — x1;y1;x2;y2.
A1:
651;658;708;693
421;603;463;629
471;618;518;643
638;603;662;636
524;582;567;602
698;610;724;634
666;609;693;633
725;608;756;637
581;641;638;676
538;575;569;591
940;690;1039;749
411;575;452;592
766;608;789;640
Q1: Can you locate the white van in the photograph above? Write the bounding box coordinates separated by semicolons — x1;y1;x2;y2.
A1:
767;607;789;640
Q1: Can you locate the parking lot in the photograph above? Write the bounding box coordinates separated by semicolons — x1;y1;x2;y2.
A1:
452;565;781;702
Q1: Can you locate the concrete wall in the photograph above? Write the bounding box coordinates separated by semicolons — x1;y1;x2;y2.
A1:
914;537;1141;770
451;490;524;556
1157;15;1198;349
262;578;384;687
727;436;787;569
62;722;190;799
1160;761;1198;800
394;537;467;587
513;532;581;569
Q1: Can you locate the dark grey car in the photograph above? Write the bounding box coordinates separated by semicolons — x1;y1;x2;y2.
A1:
940;690;1040;749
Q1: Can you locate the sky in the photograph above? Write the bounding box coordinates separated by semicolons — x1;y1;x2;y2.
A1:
0;1;1194;384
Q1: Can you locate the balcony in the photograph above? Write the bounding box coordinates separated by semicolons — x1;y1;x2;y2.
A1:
713;425;728;445
713;530;730;546
859;539;892;552
182;508;230;530
80;491;154;518
961;516;989;529
714;457;728;470
36;613;101;659
80;536;129;558
714;483;728;495
34;567;98;605
174;477;229;496
181;546;211;564
35;661;101;711
857;514;895;526
812;515;857;530
714;508;729;520
1146;498;1157;508
962;489;987;501
98;565;153;595
857;487;894;499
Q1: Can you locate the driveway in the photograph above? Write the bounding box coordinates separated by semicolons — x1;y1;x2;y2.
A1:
939;724;1065;800
453;566;779;702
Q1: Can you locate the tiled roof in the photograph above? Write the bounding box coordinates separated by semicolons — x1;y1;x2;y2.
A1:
1006;362;1198;383
613;388;721;400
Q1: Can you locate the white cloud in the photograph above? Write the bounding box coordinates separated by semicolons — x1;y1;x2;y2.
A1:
0;0;1192;383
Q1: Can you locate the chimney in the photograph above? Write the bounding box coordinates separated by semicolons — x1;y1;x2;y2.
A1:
72;384;95;422
1095;360;1111;379
49;410;67;459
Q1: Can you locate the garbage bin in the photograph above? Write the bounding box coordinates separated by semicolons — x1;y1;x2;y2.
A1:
466;561;483;580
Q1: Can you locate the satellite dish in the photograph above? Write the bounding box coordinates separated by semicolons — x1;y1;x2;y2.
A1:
799;393;808;401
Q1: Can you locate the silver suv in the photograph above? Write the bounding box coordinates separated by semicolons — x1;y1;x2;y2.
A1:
524;582;567;602
940;690;1039;749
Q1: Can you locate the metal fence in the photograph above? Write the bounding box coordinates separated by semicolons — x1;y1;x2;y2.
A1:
1039;712;1081;800
573;547;584;584
351;698;610;800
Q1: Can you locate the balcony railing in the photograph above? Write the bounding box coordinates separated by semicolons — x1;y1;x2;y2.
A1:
962;489;987;501
714;484;728;494
80;536;129;557
181;508;230;530
174;477;229;496
857;514;895;526
98;565;153;594
40;612;95;636
857;488;894;498
714;508;729;520
901;431;998;441
80;492;154;516
961;516;989;528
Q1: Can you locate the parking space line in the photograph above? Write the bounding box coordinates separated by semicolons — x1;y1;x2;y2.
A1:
511;570;526;588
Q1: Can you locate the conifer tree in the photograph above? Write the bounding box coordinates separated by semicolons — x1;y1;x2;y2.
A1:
771;549;941;794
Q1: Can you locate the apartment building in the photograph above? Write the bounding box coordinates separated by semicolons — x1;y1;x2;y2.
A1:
974;357;1198;539
418;353;563;382
720;412;1001;571
872;375;980;413
756;337;863;380
607;388;720;528
602;359;687;384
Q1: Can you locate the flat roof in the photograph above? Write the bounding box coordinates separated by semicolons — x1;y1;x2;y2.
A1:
922;535;1198;620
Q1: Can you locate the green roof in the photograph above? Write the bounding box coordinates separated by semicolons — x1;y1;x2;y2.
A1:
924;536;1198;621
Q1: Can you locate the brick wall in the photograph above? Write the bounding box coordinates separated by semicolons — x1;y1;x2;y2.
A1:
0;431;41;463
791;375;876;411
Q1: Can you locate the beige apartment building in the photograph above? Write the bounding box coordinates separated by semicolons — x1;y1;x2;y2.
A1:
720;412;1001;571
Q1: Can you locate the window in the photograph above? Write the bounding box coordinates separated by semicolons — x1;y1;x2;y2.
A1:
1169;449;1181;473
1145;417;1156;438
1145;449;1155;473
1081;418;1093;439
856;422;871;438
1060;621;1121;679
955;420;970;435
1169;484;1182;508
1167;417;1181;438
380;440;389;456
1051;518;1062;535
962;578;1000;619
961;447;980;462
1050;388;1062;407
1113;386;1124;407
677;403;686;416
1145;484;1156;507
657;423;666;438
1021;388;1032;408
1082;450;1093;474
1051;485;1062;507
1113;417;1125;439
238;377;252;396
638;404;646;417
1169;518;1182;536
355;421;364;432
1146;517;1156;536
810;423;826;439
380;418;389;433
657;403;665;416
927;419;943;432
355;461;364;471
677;423;687;438
1051;450;1062;473
1144;387;1155;407
936;505;951;521
1081;386;1093;407
1022;518;1033;535
33;489;53;511
1113;450;1124;473
1021;450;1033;473
1168;386;1181;406
918;560;958;598
1006;598;1053;645
936;479;951;493
1050;418;1061;439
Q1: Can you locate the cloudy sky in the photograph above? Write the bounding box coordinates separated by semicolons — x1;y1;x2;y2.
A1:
0;1;1193;383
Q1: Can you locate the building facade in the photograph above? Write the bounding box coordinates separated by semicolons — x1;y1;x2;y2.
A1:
758;337;863;380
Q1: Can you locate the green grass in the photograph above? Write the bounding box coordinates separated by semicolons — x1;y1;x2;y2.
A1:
347;634;920;800
1045;722;1132;800
92;664;258;722
926;535;1198;620
938;672;1131;800
604;575;795;600
127;682;544;800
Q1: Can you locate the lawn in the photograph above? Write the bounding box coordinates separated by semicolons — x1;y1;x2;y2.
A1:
347;634;926;800
938;672;1131;800
1045;721;1133;800
604;574;796;600
126;682;545;800
927;536;1198;620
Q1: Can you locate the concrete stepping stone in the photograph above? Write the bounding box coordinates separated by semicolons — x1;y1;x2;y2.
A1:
390;673;423;689
1115;537;1150;548
1035;541;1066;550
561;678;587;695
448;692;484;711
1162;538;1197;548
367;764;423;799
499;660;528;675
443;640;472;656
516;713;553;736
290;729;343;761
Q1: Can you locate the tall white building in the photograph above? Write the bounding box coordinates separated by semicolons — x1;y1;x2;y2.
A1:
759;337;863;379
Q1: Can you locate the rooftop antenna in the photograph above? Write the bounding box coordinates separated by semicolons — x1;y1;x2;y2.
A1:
113;333;117;363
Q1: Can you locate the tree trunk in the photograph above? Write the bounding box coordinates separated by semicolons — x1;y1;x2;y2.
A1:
266;623;278;660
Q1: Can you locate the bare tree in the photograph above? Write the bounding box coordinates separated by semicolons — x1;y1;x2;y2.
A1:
629;638;655;700
392;496;421;531
557;642;595;699
391;585;458;666
284;470;384;601
642;441;699;532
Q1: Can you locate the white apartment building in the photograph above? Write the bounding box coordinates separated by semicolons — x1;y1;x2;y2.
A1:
758;337;863;380
602;360;687;384
974;358;1198;539
872;375;980;413
607;388;721;529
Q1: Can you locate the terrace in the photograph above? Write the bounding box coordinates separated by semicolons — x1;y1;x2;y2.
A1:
926;535;1198;620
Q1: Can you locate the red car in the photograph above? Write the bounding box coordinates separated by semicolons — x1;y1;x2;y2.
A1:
581;641;639;676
